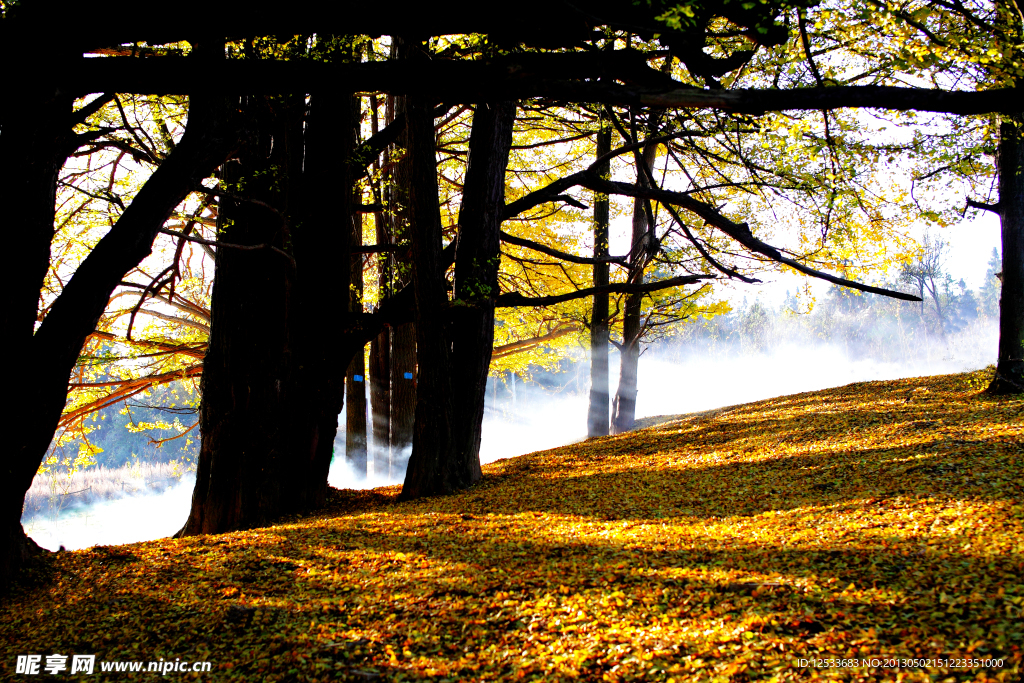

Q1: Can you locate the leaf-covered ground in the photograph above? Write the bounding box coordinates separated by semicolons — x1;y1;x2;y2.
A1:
3;369;1022;682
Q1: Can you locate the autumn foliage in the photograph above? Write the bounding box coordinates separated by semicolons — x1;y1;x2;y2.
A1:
2;368;1021;681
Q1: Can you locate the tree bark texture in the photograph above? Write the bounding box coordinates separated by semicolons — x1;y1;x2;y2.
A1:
611;142;659;434
2;43;239;585
398;89;459;499
369;332;391;474
390;323;418;453
346;168;368;474
181;88;356;535
449;100;517;482
378;77;418;457
367;94;394;474
345;350;369;475
990;114;1024;394
587;122;612;437
0;85;70;589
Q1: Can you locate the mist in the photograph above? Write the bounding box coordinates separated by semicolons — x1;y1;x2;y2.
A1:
634;319;997;417
23;475;196;552
23;315;997;551
327;315;997;486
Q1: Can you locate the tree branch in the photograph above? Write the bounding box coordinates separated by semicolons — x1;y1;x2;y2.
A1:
148;419;199;447
581;176;923;301
966;198;1000;214
138;308;211;334
492;324;580;358
499;230;628;266
496;274;715;307
61;365;203;428
57;56;1017;115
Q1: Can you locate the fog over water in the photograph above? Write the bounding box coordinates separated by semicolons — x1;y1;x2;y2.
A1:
24;319;997;552
24;476;197;553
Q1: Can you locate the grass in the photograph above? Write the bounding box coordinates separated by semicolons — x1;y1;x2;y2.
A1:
22;461;187;521
2;368;1021;682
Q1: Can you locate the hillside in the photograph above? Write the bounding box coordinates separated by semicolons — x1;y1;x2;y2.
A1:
2;369;1021;682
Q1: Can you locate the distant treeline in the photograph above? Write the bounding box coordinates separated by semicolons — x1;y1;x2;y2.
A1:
672;246;1002;361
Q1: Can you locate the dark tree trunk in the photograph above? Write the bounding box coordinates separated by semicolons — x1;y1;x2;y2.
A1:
390;323;418;453
1;82;70;589
2;43;240;586
611;142;658;434
989;115;1024;394
181;88;355;535
380;78;418;457
449;100;517;479
345;350;369;475
367;94;393;474
369;332;391;474
587;121;612;437
299;88;360;502
182;94;307;534
346;166;368;475
611;292;642;434
398;90;459;499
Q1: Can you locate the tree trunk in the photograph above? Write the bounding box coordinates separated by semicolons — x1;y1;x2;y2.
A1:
398;88;459;499
298;88;360;503
2;43;239;585
181;88;355;534
381;76;418;457
369;332;391;475
390;323;418;455
989;114;1024;394
611;292;642;434
611;142;658;434
587;121;612;437
449;100;517;480
345;349;369;476
346;165;368;475
1;85;69;589
182;94;306;534
368;94;394;475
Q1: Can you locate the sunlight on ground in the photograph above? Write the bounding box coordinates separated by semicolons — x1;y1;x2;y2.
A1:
3;369;1021;682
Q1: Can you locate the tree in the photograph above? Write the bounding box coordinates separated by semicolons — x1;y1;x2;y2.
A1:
980;247;1003;316
790;0;1022;391
900;234;953;338
367;62;420;473
1;38;241;585
179;35;372;534
346;93;369;476
587;119;613;437
991;114;1024;392
17;0;996;585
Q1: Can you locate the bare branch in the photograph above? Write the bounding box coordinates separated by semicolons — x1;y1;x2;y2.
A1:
500;231;628;266
492;324;581;359
148;419;199;447
966;198;1000;214
497;274;715;307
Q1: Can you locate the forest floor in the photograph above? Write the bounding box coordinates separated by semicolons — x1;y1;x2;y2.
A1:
2;369;1022;682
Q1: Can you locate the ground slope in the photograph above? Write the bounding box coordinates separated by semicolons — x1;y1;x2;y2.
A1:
2;370;1022;682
